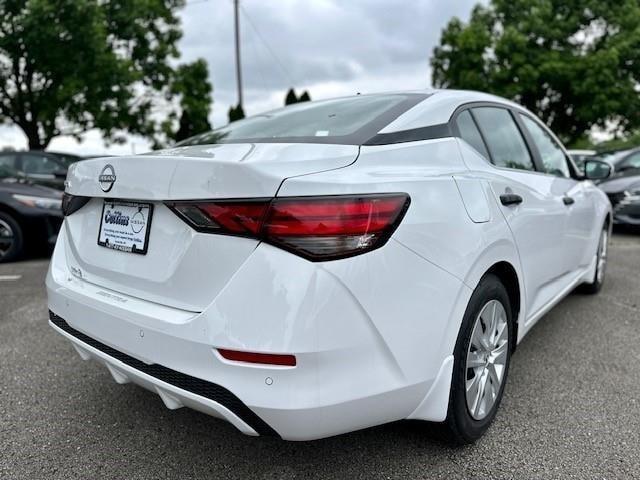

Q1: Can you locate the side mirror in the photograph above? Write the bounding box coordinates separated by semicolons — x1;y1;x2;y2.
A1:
583;159;611;180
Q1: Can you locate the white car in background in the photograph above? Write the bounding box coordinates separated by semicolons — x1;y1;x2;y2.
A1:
47;90;612;443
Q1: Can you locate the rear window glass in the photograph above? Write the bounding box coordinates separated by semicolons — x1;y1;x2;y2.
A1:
176;94;427;146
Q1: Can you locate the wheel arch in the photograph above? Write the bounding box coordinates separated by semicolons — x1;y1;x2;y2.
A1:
462;239;525;349
484;261;520;351
0;202;23;222
0;203;31;236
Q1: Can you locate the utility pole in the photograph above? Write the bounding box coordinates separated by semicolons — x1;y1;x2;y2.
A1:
234;0;243;108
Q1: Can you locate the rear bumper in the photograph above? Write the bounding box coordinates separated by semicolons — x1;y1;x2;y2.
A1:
46;226;469;440
49;311;273;437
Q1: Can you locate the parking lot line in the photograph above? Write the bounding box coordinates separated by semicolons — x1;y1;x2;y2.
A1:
0;274;22;281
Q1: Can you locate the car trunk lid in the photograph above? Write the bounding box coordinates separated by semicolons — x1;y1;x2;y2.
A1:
61;143;358;311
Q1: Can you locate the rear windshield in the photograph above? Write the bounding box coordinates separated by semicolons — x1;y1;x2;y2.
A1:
176;93;428;146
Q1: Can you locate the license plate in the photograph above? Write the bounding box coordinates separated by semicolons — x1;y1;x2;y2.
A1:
97;200;153;255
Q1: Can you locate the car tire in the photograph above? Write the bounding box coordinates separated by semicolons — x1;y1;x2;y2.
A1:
579;223;608;295
444;273;513;444
0;211;24;263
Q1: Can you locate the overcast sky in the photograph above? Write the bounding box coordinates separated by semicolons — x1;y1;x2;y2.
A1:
0;0;480;155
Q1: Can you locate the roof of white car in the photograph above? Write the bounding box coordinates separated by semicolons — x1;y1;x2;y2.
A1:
379;89;528;134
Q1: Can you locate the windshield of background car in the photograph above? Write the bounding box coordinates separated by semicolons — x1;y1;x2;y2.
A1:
600;150;631;166
0;164;19;179
54;154;81;168
176;94;429;146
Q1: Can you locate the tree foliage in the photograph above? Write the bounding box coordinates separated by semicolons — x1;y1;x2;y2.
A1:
160;59;212;145
285;88;298;105
284;88;311;105
298;91;311;102
228;103;245;123
431;0;640;145
0;0;185;149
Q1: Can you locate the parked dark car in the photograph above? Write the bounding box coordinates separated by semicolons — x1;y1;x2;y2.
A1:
0;150;82;190
598;169;640;227
0;165;63;262
591;148;640;227
599;147;640;174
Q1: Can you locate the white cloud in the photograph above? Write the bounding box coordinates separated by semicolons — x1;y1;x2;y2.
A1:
0;0;480;155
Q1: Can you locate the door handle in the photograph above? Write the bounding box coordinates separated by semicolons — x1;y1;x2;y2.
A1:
563;196;575;206
500;193;523;206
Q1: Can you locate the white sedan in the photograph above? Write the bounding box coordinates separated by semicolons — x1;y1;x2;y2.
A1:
47;90;612;443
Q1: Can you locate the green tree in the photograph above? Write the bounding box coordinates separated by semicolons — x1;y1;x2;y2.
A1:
431;1;640;145
161;59;212;144
285;88;298;105
228;104;245;123
0;0;185;149
298;91;311;102
284;88;311;106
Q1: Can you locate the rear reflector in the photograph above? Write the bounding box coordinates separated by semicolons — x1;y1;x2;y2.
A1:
167;193;410;261
218;348;297;367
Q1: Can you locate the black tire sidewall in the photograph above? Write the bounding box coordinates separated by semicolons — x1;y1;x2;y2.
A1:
447;273;513;443
0;211;23;263
580;224;607;294
592;227;607;290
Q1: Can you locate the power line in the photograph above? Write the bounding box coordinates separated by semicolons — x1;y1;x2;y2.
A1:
238;2;296;86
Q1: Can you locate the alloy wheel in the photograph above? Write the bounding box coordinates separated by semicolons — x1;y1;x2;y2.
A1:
465;299;509;420
0;219;15;260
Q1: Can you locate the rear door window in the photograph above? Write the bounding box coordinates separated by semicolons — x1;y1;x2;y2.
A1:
472;107;535;171
455;110;490;160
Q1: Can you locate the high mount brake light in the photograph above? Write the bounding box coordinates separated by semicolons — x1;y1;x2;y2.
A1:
166;194;410;261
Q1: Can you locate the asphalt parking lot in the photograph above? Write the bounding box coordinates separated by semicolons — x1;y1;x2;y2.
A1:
1;232;639;480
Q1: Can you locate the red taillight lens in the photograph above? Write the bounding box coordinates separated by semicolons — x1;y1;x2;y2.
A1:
166;193;410;261
263;194;410;260
169;200;270;235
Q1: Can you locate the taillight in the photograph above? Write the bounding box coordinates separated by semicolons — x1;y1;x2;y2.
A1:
170;200;269;235
167;194;410;261
62;193;90;216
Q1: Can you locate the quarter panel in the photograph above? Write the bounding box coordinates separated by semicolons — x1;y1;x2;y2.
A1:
279;138;488;282
279;137;523;346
